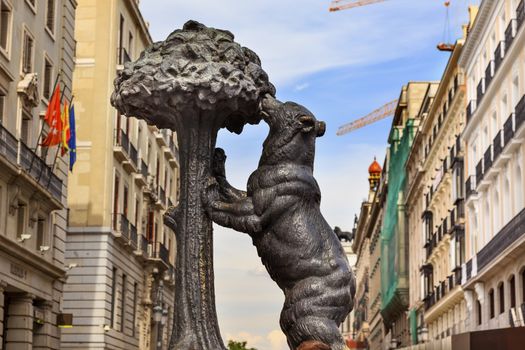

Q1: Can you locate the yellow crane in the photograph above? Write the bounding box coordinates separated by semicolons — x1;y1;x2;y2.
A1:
329;0;388;12
336;100;398;136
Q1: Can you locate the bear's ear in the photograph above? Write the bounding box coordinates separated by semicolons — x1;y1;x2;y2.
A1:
298;115;316;133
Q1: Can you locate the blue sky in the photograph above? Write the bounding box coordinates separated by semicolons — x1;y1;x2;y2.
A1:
139;1;477;349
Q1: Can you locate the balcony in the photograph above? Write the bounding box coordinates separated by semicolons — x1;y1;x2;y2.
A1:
494;42;505;72
168;138;179;167
503;113;515;147
129;222;138;249
493;130;503;161
129;143;138;169
134;234;149;260
505;20;517;50
483;145;493;173
466;175;476;199
466;100;476;123
159;187;166;207
112;213;131;245
477;207;525;272
0;125;63;204
151;241;170;268
134;159;148;187
114;129;130;162
475;159;484;185
155;129;169;147
485;61;495;89
516;95;525;128
476;78;485;104
518;0;525;28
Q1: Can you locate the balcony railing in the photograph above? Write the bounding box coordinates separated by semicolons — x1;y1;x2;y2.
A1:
0;124;18;164
476;159;484;184
516;95;525;128
466;175;476;199
485;61;495;88
140;159;148;179
466;100;476;123
120;214;130;240
153;241;170;266
454;267;462;286
517;0;525;28
477;78;485;104
493;130;503;161
494;41;505;71
129;143;138;168
503;113;515;147
5;137;63;202
129;222;138;248
141;235;148;257
506;20;517;50
483;145;493;171
116;129;130;156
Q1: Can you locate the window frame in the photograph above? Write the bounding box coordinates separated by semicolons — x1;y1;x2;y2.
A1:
42;53;54;102
44;0;56;39
20;25;35;76
24;0;37;14
0;0;13;59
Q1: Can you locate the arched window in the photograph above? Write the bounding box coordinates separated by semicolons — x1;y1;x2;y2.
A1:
489;289;495;319
498;282;505;314
509;275;516;309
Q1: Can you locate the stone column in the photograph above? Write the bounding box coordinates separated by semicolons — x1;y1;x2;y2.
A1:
4;294;34;350
33;301;54;350
0;281;7;350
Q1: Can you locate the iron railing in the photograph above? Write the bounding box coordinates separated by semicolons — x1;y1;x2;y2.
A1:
466;100;476;123
476;159;484;184
129;222;138;248
0;124;18;164
504;113;515;147
494;42;505;71
517;0;525;28
154;242;170;266
485;61;494;88
466;175;476;199
477;78;485;104
140;159;148;179
493;130;503;160
120;214;130;240
141;235;148;256
505;20;517;50
129;143;138;168
484;145;493;172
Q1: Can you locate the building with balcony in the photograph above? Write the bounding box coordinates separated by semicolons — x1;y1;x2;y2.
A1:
405;38;468;347
380;82;436;348
0;0;76;349
461;0;525;337
62;1;179;349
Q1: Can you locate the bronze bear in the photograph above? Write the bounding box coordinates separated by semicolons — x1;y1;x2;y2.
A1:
205;95;355;350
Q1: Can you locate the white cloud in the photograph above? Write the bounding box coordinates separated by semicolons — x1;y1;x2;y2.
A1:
294;83;310;92
140;0;453;86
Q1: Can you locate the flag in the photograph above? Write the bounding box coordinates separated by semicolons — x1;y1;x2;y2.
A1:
68;104;77;172
61;101;70;156
41;84;62;147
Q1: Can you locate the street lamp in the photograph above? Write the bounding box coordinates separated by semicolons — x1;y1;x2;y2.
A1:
153;305;163;323
390;337;398;350
420;327;429;343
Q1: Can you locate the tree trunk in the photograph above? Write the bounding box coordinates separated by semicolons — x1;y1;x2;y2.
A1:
168;113;225;350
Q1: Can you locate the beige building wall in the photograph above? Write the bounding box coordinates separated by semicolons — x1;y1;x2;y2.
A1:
461;0;525;335
0;0;76;349
62;1;179;349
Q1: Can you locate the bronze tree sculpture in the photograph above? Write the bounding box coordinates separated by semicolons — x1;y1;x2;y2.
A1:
111;21;274;350
205;96;355;350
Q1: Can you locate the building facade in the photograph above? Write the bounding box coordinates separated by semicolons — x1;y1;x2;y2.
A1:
381;82;436;348
0;0;76;349
405;39;468;347
461;0;525;335
62;1;179;349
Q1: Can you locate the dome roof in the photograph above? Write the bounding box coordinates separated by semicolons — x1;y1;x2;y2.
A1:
368;157;382;175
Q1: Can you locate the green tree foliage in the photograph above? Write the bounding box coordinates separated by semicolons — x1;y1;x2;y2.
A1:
227;340;257;350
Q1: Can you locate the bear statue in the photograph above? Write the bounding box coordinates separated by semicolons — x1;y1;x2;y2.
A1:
204;95;355;350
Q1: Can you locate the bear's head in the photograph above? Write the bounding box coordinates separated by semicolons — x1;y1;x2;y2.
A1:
258;95;326;167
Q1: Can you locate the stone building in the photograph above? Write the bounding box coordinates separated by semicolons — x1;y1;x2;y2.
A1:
381;82;436;348
0;0;76;349
405;38;468;347
61;1;179;349
461;0;525;335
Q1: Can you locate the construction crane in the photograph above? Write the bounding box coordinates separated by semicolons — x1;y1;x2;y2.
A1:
336;100;398;136
329;0;388;12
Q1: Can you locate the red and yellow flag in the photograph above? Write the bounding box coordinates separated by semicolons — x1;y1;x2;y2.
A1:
41;85;63;147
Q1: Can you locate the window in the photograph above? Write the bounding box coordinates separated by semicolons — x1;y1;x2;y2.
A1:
499;283;505;314
118;15;124;64
123;185;128;218
36;217;46;248
132;282;137;337
110;267;117;328
477;300;482;325
20;110;31;145
45;0;55;34
16;203;26;238
113;174;120;230
510;275;516;308
128;31;133;59
120;274;126;332
21;29;34;74
489;289;495;319
0;91;5;124
42;57;53;100
147;211;154;241
522;268;525;303
0;0;12;53
134;198;139;228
